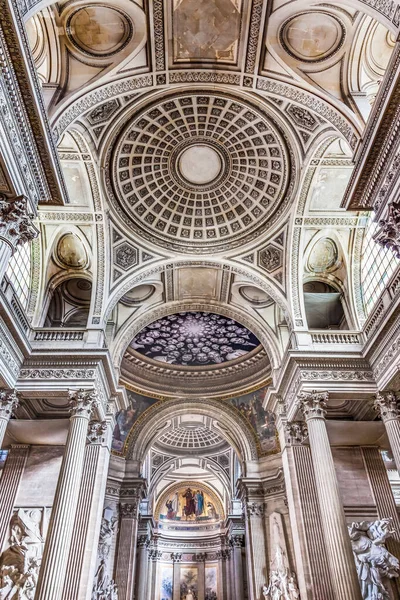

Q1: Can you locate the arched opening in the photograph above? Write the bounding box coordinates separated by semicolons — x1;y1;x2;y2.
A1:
303;280;348;329
44;277;92;327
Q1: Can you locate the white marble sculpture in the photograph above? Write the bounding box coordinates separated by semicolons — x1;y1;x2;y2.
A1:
92;513;119;600
263;512;300;600
0;509;44;600
348;519;400;600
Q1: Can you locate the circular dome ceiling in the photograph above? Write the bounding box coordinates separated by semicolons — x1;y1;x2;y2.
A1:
109;92;291;252
157;423;224;451
130;311;260;366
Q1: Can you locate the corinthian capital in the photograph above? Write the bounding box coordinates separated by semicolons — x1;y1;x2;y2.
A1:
298;390;328;421
0;389;20;420
246;502;264;518
374;391;400;422
375;201;400;258
87;420;107;444
68;389;98;419
286;421;308;445
0;195;38;250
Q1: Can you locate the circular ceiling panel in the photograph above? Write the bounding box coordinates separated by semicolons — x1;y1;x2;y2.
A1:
130;311;261;366
110;92;291;252
157;423;224;450
280;12;345;62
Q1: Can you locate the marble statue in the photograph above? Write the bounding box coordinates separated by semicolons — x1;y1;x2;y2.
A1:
263;512;301;600
92;512;119;600
348;519;400;600
0;509;44;600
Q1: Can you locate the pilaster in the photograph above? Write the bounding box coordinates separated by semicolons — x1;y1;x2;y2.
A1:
0;389;19;448
0;444;29;551
374;391;400;476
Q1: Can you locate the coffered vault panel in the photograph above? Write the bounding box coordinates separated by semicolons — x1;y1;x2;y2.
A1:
107;91;293;253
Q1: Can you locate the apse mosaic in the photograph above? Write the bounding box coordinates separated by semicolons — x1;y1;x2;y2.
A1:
130;312;260;366
112;390;157;452
157;483;223;523
228;386;278;454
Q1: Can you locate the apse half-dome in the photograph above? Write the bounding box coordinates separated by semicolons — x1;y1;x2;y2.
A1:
121;311;271;398
130;311;260;366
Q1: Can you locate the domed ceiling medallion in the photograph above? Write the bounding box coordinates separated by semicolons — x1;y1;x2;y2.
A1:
280;12;345;63
109;92;291;252
130;311;261;366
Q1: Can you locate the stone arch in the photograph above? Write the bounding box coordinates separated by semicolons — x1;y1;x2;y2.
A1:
125;397;259;468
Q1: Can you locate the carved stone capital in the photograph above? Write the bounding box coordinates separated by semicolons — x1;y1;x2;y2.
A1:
148;549;162;561
230;535;244;548
298;390;328;421
0;389;19;420
171;552;182;562
375;201;400;258
195;552;207;562
374;391;400;422
246;502;264;518
120;502;138;518
286;421;308;445
68;389;98;420
87;420;108;444
138;535;148;549
0;195;38;250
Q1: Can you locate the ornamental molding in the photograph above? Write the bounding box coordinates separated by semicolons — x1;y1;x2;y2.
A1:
119;502;138;518
0;0;66;204
286;421;308;445
19;368;96;379
246;502;265;518
87;420;107;445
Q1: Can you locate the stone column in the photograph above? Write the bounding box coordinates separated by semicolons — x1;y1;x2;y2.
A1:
171;553;182;600
196;553;206;600
146;547;161;600
34;389;98;600
0;195;38;280
243;496;267;600
279;415;334;600
230;535;245;600
217;550;226;600
115;499;140;599
0;444;29;550
299;390;362;600
223;549;232;600
374;391;400;476
0;389;19;448
63;420;111;600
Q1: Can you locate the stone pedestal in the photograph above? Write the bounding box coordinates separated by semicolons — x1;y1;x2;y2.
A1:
63;420;111;600
0;390;19;449
299;391;362;600
34;389;98;600
0;444;29;551
0;195;38;281
374;392;400;477
280;417;335;600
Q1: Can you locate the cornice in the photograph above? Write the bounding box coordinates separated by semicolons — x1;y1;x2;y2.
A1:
0;0;67;204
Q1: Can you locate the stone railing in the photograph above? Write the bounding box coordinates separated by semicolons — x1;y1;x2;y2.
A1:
33;330;85;342
29;328;105;349
310;332;363;345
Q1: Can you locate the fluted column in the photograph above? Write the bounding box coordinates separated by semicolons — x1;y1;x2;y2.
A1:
197;554;206;600
0;195;38;280
115;499;140;599
0;444;29;550
242;495;267;600
63;419;111;600
231;535;245;600
279;414;334;600
0;389;19;448
374;391;400;476
171;553;181;600
299;390;362;600
34;389;98;600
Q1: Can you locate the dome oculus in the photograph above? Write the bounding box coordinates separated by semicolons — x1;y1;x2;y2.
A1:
110;92;290;251
130;312;261;366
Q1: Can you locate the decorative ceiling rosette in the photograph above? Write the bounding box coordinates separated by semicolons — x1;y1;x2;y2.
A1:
108;91;292;253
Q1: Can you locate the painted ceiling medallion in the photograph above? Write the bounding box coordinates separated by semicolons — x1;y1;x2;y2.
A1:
280;12;345;62
130;312;260;366
67;6;133;57
110;92;290;251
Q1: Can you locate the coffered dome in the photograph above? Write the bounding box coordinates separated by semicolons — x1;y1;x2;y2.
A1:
108;91;292;253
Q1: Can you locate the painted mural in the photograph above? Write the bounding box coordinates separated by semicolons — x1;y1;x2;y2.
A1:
180;566;198;600
205;565;218;600
228;386;278;454
158;564;173;600
112;389;158;452
159;485;221;522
